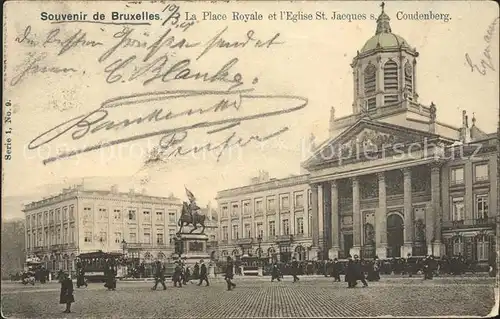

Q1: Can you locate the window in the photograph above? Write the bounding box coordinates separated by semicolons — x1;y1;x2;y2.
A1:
70;226;75;243
56;228;61;244
476;194;489;219
114;232;122;243
84;231;92;243
383;60;398;90
255;199;263;212
44;212;48;224
452;237;463;255
38;231;42;245
243;201;250;215
157;233;164;244
267;197;275;211
244;224;251;238
69;206;74;221
280;195;289;210
269;221;276;237
294;193;303;208
474;163;489;181
63;227;68;243
168;229;176;243
156;211;164;221
451;167;464;185
451;197;464;221
83;207;92;220
98;208;108;220
384;95;398;105
477;235;489;261
296;217;304;234
37;214;42;226
128;210;136;221
308;190;312;206
56;209;61;222
143;229;151;243
129;232;137;243
282;219;290;235
50;210;54;223
256;222;263;238
231;204;239;216
99;231;107;242
27;233;31;248
222;226;229;240
63;207;68;221
366;98;376;110
232;225;239;240
168;211;176;223
51;230;55;245
45;231;49;246
114;209;121;221
364;63;376;95
143;210;151;222
222;205;228;217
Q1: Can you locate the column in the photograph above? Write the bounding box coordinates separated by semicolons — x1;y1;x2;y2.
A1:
350;177;361;257
304;189;310;237
465;162;473;220
289;192;295;236
403;168;413;257
310;184;320;258
376;172;387;258
329;181;340;259
430;163;443;256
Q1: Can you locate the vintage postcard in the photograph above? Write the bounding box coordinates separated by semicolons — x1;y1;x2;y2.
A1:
1;0;499;317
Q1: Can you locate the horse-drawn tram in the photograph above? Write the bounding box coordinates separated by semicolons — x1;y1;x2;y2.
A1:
78;251;126;282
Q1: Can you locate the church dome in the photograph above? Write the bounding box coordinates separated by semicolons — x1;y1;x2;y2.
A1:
361;32;410;53
360;3;411;53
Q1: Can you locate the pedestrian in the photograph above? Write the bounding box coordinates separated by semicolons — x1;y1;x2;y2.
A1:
423;255;434;280
198;259;210;286
76;259;87;288
59;272;74;313
332;258;341;282
224;257;236;291
353;255;368;287
173;261;183;288
367;256;381;281
193;262;200;281
291;257;300;283
271;262;281;282
151;260;167;290
104;258;117;291
345;255;357;288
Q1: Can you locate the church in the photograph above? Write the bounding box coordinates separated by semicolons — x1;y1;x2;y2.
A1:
216;4;498;264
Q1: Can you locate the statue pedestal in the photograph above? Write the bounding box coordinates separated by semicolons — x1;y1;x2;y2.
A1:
208;264;215;278
177;233;210;267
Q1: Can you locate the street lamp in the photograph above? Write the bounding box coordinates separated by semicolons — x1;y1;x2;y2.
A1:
257;234;263;264
121;239;127;255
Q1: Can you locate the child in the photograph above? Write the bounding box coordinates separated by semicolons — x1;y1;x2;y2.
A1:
60;272;75;313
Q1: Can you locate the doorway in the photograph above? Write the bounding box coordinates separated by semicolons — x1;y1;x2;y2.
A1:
343;233;353;258
387;213;404;258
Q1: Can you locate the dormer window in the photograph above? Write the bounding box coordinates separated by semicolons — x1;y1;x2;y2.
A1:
364;64;376;96
383;60;398;90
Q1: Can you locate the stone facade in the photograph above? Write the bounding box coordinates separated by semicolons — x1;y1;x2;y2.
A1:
216;5;498;264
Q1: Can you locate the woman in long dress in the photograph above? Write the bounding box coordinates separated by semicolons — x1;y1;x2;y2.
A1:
60;272;75;313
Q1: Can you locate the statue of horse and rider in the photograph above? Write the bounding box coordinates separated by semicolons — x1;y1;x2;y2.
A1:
177;188;206;234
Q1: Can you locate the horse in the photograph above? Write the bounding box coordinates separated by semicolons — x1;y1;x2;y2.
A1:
177;202;206;234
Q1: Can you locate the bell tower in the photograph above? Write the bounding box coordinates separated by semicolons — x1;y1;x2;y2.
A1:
351;2;420;116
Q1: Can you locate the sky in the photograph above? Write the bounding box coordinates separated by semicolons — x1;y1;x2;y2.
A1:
2;1;499;219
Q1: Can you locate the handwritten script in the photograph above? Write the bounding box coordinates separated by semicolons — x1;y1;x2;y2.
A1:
465;17;499;75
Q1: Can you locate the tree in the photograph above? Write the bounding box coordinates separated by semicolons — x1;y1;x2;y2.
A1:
1;219;25;279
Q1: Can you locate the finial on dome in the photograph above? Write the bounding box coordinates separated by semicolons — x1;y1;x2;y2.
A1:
330;107;335;120
472;112;476;125
376;2;392;34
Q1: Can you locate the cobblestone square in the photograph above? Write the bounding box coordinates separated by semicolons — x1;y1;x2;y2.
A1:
1;277;497;318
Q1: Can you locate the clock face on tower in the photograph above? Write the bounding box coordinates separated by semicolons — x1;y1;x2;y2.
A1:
405;63;412;77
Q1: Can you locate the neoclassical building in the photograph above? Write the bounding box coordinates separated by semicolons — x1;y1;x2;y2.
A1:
216;5;498;263
23;184;184;272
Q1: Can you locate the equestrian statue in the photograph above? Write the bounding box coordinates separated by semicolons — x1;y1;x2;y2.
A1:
177;187;206;234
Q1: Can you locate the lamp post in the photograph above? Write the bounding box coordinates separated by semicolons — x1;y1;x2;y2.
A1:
121;239;127;258
257;234;262;264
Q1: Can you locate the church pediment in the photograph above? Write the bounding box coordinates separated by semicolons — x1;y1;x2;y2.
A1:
303;119;440;169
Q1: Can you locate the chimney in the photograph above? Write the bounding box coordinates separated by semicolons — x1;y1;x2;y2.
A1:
110;185;119;194
329;106;336;135
460;110;471;143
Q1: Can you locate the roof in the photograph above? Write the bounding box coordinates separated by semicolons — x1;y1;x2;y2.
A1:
361;32;410;53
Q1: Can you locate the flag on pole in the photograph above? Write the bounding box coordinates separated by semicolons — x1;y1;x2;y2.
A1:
185;186;196;202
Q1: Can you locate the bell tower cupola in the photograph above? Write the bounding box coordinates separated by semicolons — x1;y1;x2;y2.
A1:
351;2;420;116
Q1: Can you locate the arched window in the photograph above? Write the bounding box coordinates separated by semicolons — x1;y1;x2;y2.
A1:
384;60;398;90
268;247;276;257
404;62;413;98
364;64;377;96
452;236;463;256
476;235;489;261
232;249;239;257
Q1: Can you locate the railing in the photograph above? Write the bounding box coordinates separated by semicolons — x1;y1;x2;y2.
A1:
236;238;253;245
126;243;154;249
442;217;496;229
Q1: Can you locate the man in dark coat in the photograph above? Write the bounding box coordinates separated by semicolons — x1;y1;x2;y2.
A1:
104;259;117;291
60;272;74;313
173;261;183;288
332;258;341;282
193;262;200;281
367;256;381;281
291;258;300;283
152;260;167;290
353;255;368;287
76;259;87;288
198;259;209;286
225;257;236;291
345;255;357;288
423;255;435;280
271;262;281;282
